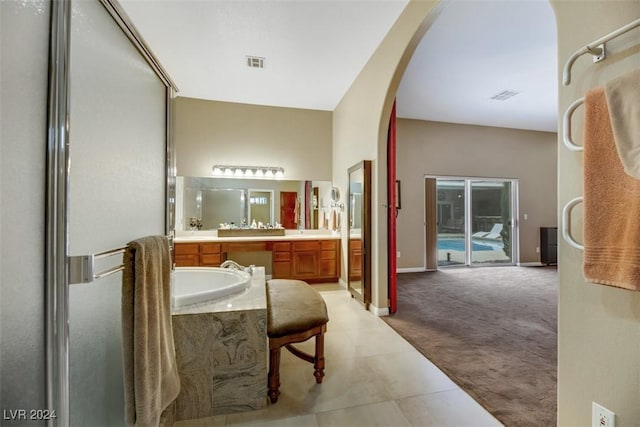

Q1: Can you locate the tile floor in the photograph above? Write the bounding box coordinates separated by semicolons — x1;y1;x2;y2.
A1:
175;285;503;427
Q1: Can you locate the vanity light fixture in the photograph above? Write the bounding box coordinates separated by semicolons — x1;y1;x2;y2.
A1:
212;165;285;179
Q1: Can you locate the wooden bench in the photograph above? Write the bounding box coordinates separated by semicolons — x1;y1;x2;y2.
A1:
266;279;329;403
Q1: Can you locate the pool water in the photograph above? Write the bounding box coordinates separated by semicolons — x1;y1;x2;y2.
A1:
438;238;498;252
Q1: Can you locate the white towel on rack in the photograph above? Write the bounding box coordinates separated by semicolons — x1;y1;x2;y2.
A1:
605;68;640;179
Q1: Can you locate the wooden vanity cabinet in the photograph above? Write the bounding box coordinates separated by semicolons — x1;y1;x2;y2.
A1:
174;243;199;267
175;239;340;282
291;239;340;282
174;242;221;267
273;240;340;282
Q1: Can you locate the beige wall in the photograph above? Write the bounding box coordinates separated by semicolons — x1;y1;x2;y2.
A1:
396;119;557;268
552;1;640;425
174;97;333;181
333;1;441;311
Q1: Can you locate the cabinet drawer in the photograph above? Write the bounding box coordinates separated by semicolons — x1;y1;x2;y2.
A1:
321;250;336;260
274;251;291;261
201;254;221;266
175;243;199;255
201;243;221;254
321;240;337;250
273;242;291;252
175;254;199;267
293;241;320;251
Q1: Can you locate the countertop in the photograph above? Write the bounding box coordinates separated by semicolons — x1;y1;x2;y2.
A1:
175;230;341;243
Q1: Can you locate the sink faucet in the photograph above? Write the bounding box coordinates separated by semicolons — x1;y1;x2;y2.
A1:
220;260;255;275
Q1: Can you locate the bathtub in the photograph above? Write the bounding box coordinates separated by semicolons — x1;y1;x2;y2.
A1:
172;267;252;309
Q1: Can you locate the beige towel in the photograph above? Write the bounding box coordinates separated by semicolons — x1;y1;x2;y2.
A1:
122;236;180;426
604;69;640;179
583;87;640;291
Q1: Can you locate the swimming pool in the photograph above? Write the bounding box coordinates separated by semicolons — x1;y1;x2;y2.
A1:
438;238;500;252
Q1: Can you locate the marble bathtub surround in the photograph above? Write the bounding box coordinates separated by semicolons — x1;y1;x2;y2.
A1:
172;268;268;420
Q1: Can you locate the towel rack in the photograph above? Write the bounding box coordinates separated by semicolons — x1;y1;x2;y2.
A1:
560;18;640;250
69;234;173;284
69;247;127;284
562;197;584;251
562;97;585;151
563;18;640;86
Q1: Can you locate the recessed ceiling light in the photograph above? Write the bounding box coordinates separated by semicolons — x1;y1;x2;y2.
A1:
490;90;520;101
246;55;265;68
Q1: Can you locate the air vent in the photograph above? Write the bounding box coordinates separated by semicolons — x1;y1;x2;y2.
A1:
490;90;520;101
246;56;265;68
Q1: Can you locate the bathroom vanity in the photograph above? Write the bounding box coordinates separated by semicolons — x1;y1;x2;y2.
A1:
174;234;340;283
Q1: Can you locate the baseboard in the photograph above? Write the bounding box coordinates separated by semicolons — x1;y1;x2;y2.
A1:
518;262;547;267
397;267;426;273
369;304;390;317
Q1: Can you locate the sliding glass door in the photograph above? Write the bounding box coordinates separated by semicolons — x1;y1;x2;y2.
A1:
470;180;513;264
434;177;517;267
436;180;466;266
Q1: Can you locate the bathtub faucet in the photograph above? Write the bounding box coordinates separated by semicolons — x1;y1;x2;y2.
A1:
220;260;255;275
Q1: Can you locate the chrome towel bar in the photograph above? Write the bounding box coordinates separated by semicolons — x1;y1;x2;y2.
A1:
69;247;126;284
69;235;173;284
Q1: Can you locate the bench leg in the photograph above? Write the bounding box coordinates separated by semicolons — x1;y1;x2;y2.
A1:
313;331;325;384
268;347;281;403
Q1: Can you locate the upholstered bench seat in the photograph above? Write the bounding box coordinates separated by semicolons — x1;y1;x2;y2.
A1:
266;279;329;403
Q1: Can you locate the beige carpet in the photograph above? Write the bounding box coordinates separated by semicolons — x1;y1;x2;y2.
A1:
384;266;557;427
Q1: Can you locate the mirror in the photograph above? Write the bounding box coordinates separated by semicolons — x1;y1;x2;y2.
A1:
248;189;274;226
331;187;340;203
347;160;371;307
176;176;333;230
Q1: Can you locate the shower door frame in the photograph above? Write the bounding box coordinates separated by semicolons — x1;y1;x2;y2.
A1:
45;1;178;425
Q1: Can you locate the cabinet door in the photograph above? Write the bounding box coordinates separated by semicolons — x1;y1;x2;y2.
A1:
349;239;362;280
319;240;338;278
292;241;320;279
292;250;319;278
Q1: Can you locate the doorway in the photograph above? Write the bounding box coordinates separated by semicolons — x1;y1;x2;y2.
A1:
427;177;518;267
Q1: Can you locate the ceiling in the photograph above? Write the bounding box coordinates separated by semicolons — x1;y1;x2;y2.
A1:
120;0;557;132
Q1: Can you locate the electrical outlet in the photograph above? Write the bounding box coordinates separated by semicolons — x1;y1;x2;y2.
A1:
523;213;528;220
397;251;401;258
592;402;615;427
536;246;540;253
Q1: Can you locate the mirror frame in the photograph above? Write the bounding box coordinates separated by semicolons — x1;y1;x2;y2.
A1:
347;160;371;308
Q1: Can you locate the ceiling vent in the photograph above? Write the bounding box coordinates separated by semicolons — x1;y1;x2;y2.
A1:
490;90;520;101
246;56;265;69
